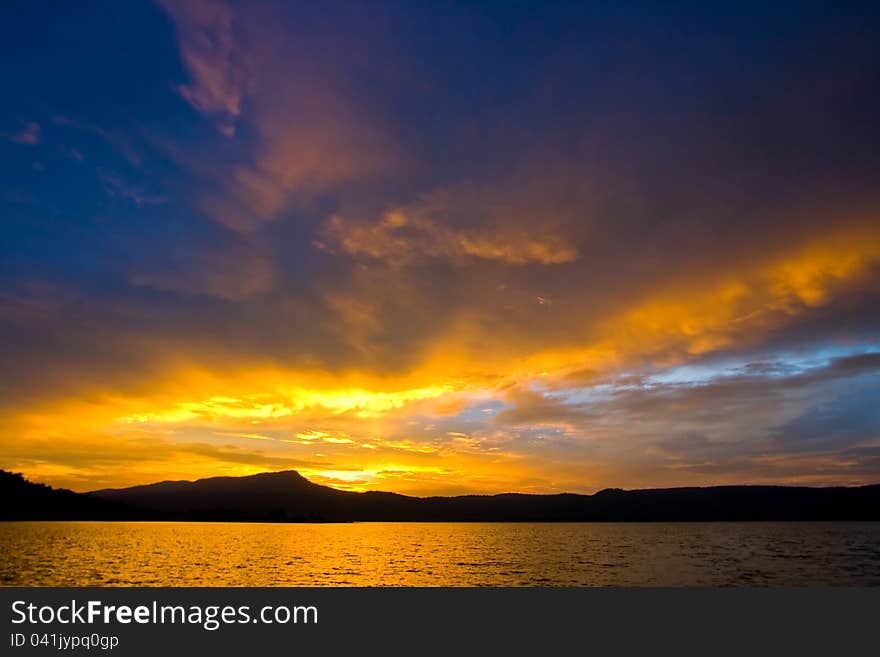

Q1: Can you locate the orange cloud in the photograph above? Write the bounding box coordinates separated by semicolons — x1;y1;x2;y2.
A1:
322;208;578;266
5;220;877;493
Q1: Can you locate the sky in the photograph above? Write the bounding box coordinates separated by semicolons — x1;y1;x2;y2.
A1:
1;0;879;494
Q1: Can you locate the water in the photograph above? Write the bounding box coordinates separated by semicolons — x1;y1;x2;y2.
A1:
1;521;879;586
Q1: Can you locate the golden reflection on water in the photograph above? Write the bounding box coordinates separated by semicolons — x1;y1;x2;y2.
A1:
1;521;879;586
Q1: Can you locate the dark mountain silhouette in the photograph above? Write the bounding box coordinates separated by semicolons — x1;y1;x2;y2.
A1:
0;470;154;520
86;470;880;522
4;468;880;522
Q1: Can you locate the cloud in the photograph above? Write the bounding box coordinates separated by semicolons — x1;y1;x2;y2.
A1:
318;164;594;267
129;231;276;300
494;387;593;427
203;103;394;232
771;383;880;452
10;121;40;145
321;207;578;266
98;169;166;207
661;448;880;487
160;0;398;232
51;115;144;167
483;348;880;487
159;0;249;136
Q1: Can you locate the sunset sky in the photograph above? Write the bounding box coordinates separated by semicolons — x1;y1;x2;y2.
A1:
1;1;879;494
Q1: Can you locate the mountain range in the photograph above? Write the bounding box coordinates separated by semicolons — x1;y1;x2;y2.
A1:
3;469;880;522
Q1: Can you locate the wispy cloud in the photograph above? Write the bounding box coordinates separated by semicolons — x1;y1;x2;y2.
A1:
9;121;41;145
159;0;249;136
98;169;166;207
321;208;578;266
160;0;397;232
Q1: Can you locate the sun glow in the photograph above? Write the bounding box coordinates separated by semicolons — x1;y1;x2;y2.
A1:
118;384;453;425
3;225;879;493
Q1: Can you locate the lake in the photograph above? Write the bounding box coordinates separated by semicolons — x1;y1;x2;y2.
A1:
1;521;879;586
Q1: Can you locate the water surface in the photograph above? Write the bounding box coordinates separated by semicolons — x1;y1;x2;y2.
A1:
2;521;879;586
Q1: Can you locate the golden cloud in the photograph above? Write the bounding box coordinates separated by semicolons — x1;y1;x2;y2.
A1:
321;209;579;266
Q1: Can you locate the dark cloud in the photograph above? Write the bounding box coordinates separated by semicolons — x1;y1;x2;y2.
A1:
494;387;594;427
772;384;880;452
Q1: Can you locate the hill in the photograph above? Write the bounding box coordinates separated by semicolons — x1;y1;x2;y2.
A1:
86;470;880;522
5;468;879;522
0;470;151;520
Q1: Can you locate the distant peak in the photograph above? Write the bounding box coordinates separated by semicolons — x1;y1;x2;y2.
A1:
192;470;309;484
593;487;625;496
249;470;305;478
256;470;311;483
238;470;317;488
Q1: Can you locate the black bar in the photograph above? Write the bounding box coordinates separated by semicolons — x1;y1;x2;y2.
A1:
2;588;877;655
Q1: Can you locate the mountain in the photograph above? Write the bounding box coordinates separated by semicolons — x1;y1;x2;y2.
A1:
0;469;152;520
87;470;880;522
4;468;879;522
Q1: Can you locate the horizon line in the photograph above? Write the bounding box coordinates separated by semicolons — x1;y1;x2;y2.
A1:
6;467;880;500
